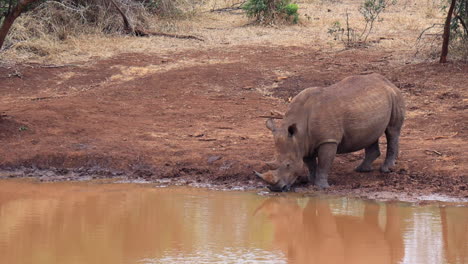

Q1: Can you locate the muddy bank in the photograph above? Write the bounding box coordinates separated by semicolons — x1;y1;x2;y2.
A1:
1;46;467;201
1;165;466;203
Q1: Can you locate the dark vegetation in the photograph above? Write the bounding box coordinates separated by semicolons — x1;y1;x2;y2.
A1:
0;0;467;62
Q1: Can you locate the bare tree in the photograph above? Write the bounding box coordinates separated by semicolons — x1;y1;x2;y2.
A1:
0;0;40;49
440;0;458;63
108;0;203;41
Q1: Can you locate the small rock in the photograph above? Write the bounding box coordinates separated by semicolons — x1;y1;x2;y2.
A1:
208;156;222;164
275;76;288;82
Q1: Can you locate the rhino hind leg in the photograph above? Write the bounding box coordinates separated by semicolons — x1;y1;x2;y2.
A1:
355;140;381;172
315;143;337;189
381;126;401;173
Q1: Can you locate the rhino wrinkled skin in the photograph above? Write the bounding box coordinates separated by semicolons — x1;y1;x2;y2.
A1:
256;73;406;192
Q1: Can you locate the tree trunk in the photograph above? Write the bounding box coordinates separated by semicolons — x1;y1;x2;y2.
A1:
108;0;134;34
440;0;458;63
0;0;38;50
465;0;468;19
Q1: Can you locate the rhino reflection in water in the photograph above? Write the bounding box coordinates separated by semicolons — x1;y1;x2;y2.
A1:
256;198;404;264
255;73;405;192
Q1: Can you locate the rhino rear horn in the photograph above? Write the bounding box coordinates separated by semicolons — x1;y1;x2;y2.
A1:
266;160;279;170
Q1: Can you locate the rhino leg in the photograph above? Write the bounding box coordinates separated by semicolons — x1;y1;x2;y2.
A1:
355;140;381;172
303;155;317;183
381;126;401;173
315;143;337;189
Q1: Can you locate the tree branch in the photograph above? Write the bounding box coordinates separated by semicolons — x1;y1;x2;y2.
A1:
416;23;443;42
0;0;39;50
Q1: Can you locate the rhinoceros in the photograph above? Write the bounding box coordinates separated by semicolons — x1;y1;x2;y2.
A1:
255;73;405;192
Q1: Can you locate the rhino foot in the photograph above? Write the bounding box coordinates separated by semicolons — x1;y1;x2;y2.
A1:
314;178;330;189
297;174;310;184
380;166;393;173
355;165;372;173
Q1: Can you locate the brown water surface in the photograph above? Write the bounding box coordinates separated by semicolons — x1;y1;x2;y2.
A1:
0;179;466;264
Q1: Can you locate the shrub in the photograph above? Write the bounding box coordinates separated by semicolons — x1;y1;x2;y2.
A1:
284;3;299;23
242;0;299;24
358;0;397;41
327;0;396;47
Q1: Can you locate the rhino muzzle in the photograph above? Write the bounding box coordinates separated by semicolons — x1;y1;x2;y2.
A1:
254;170;291;192
268;183;291;192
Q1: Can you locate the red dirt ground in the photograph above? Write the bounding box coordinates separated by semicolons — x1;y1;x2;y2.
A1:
1;46;467;199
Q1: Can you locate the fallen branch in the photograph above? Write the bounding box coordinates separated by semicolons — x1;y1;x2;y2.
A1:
198;138;217;142
133;29;204;41
31;96;64;101
258;115;283;119
210;1;246;13
426;136;449;140
37;64;79;68
424;132;459;140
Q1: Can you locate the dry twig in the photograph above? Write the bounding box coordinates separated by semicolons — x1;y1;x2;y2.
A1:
424;149;443;156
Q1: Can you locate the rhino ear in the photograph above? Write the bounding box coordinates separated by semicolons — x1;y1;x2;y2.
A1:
288;124;297;137
266;118;276;132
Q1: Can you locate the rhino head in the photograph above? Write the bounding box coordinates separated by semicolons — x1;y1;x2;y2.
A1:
255;118;305;192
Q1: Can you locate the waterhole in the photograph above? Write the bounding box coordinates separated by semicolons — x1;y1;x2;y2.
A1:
0;179;466;264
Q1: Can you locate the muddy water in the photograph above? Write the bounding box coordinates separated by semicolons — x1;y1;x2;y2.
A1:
0;179;466;264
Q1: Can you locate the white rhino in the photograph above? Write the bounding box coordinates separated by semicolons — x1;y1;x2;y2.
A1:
256;73;406;192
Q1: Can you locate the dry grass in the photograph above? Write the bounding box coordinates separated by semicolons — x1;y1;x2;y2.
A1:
109;58;234;82
0;0;462;64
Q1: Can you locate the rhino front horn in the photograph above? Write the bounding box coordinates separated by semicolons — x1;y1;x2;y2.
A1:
254;170;265;180
266;118;276;132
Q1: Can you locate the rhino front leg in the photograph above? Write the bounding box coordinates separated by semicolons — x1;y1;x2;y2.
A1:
381;126;401;173
315;143;337;189
355;140;381;172
303;154;317;184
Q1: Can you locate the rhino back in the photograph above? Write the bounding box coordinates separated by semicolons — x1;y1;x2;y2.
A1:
287;74;403;154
